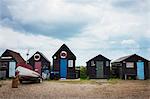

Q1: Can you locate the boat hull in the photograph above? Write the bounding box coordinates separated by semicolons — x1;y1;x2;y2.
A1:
16;66;40;78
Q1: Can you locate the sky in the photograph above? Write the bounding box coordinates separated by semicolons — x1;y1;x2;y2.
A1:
0;0;150;66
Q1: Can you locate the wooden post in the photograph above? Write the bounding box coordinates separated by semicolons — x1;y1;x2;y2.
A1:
125;74;127;80
12;72;19;88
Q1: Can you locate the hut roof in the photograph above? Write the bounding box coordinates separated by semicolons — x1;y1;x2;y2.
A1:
52;44;76;59
29;51;50;63
36;51;50;62
112;54;149;63
0;49;25;63
87;54;110;63
112;54;133;63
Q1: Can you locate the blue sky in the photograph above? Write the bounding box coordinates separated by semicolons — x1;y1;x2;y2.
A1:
0;0;150;66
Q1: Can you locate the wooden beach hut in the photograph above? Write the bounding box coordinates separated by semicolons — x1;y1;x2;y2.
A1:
52;44;76;79
28;51;50;79
86;54;111;79
0;49;25;79
111;54;149;80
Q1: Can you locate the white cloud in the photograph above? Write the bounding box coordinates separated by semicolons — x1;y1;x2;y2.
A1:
2;0;149;39
121;39;140;53
0;0;150;65
121;39;136;45
0;26;64;62
0;27;63;49
5;0;100;24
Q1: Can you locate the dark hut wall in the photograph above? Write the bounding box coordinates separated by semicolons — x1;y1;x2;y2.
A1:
67;59;75;78
0;60;12;78
112;62;137;79
28;56;50;70
87;61;110;78
87;61;96;78
87;55;110;79
111;62;122;78
53;59;59;72
28;54;50;74
53;56;76;79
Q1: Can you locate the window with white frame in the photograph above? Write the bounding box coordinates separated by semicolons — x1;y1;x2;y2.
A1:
68;60;73;67
91;61;95;66
126;62;134;68
106;61;109;67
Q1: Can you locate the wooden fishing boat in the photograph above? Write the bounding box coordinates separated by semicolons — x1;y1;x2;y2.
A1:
16;66;42;83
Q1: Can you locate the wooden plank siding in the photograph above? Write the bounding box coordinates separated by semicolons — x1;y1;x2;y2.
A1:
52;44;76;79
86;54;111;79
111;54;149;80
0;49;25;78
28;51;50;79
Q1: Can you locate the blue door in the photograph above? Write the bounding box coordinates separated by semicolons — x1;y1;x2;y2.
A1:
137;62;144;80
60;59;67;78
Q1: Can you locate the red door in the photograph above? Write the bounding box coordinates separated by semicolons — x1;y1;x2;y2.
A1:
34;62;41;74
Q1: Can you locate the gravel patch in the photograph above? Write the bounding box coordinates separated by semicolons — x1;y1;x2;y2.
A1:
0;80;149;99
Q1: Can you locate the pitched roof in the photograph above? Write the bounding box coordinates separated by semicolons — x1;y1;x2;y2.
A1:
87;54;110;63
52;44;76;59
0;49;25;63
112;54;149;63
112;54;133;63
35;51;50;62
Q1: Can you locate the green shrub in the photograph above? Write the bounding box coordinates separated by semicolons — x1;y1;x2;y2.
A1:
80;66;87;79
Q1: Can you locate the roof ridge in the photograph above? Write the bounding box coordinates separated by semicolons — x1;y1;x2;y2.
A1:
6;49;19;54
52;44;76;59
112;54;137;63
87;54;110;62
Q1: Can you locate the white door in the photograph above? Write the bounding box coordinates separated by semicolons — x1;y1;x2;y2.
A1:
9;61;16;77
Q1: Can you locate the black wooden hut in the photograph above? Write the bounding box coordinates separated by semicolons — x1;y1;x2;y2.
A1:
148;62;150;79
86;54;111;79
52;44;76;79
28;51;51;79
111;54;149;80
0;49;25;79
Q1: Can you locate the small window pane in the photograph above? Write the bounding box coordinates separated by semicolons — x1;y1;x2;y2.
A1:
126;62;134;68
68;60;73;67
106;61;109;67
91;61;95;66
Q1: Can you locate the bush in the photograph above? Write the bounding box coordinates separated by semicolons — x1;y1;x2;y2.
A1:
80;66;88;79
